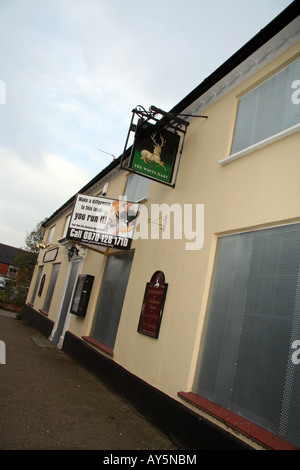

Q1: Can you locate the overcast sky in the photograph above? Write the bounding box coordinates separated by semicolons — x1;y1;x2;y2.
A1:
0;0;293;249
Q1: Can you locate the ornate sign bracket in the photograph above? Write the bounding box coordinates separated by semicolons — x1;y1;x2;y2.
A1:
120;105;199;188
133;105;190;132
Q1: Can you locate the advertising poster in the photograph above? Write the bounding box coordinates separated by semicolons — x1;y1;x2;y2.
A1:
67;194;139;250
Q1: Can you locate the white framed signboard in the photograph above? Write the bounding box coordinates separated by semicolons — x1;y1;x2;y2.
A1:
66;194;139;250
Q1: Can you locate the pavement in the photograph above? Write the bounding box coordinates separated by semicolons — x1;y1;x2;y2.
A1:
0;308;177;452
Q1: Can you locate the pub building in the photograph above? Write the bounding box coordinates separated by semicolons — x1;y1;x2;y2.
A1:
23;2;300;450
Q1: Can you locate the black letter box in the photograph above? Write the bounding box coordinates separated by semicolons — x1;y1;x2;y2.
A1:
70;274;94;317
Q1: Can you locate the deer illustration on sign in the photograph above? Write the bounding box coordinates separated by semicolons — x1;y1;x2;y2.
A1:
141;133;167;171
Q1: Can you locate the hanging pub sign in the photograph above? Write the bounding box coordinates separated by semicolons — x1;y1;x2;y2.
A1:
137;271;168;338
66;194;139;251
120;105;206;188
128;120;180;184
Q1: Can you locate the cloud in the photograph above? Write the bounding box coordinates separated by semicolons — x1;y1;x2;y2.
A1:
0;147;90;247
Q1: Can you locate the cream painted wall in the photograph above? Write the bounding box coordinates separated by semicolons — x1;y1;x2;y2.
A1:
67;249;106;339
27;43;300;405
27;219;71;318
50;171;128;339
110;44;300;400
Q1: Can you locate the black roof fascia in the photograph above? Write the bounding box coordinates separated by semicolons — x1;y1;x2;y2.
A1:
43;1;298;228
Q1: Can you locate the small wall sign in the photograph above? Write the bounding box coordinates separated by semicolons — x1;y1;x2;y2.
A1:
137;271;168;338
43;247;58;263
70;274;94;317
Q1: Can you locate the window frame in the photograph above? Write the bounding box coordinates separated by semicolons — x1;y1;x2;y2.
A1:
219;55;300;165
29;265;44;305
47;225;55;245
123;172;150;203
85;250;134;356
61;214;71;239
182;223;300;450
40;263;60;315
